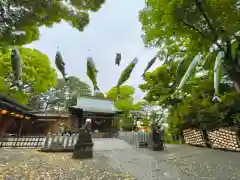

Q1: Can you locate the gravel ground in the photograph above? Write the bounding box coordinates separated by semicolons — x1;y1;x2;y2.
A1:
1;139;240;180
0;148;134;180
98;143;240;180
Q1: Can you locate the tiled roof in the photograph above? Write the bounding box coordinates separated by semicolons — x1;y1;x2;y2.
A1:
33;112;69;118
74;96;121;113
0;94;31;111
0;94;32;115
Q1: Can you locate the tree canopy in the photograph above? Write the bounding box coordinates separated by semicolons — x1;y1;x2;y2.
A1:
106;85;141;112
137;0;240;134
29;76;91;111
0;47;56;104
1;0;105;46
139;0;240;94
139;60;240;135
140;62;178;103
139;0;240;52
106;85;142;130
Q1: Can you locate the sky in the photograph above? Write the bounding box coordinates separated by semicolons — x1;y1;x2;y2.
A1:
25;0;161;100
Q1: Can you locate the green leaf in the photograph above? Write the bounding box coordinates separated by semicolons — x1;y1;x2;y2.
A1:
1;0;105;46
0;47;57;104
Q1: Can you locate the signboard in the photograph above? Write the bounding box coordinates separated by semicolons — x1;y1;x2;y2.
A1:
70;115;78;131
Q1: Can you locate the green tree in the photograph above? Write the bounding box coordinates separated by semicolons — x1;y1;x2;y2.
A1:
139;0;240;94
139;62;183;129
139;0;240;133
139;0;239;52
106;85;140;111
106;85;141;130
0;47;56;104
33;76;91;111
140;61;239;134
1;0;105;46
132;100;160;126
63;76;91;106
139;60;187;105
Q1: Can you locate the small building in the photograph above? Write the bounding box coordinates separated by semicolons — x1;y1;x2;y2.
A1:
0;94;34;136
0;95;122;137
30;111;70;135
69;96;122;137
0;94;71;136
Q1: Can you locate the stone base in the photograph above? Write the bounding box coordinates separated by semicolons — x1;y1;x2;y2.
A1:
40;147;73;152
148;142;164;151
139;142;147;148
72;142;94;159
72;128;94;159
152;143;164;151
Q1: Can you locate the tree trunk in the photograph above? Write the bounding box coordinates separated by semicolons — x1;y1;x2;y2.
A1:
224;65;240;93
234;82;240;93
230;73;240;93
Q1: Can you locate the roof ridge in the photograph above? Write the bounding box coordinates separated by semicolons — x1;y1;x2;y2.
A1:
79;95;113;101
76;95;122;113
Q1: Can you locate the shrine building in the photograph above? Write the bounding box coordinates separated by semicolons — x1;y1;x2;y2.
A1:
0;94;70;136
69;96;122;138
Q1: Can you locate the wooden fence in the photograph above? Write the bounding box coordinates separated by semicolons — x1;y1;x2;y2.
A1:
0;134;79;149
0;132;151;150
118;131;150;148
41;134;79;152
91;132;119;138
0;136;45;148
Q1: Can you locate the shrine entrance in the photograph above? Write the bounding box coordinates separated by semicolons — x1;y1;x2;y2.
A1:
91;118;108;132
68;96;122;138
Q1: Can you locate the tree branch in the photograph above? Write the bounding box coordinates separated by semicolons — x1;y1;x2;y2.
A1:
180;20;222;50
195;0;218;42
180;20;211;40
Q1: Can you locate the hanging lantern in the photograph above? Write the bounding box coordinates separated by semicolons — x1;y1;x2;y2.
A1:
1;109;8;115
15;114;20;117
19;115;24;118
25;116;30;120
11;112;15;116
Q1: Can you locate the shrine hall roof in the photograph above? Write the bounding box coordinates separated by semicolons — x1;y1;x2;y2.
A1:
72;96;121;114
0;94;33;116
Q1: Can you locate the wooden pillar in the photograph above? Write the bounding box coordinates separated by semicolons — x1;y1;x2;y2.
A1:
17;118;24;136
65;117;71;130
0;115;6;133
0;116;14;135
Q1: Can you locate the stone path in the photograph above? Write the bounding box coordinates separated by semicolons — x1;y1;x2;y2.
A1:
94;139;240;180
0;138;240;179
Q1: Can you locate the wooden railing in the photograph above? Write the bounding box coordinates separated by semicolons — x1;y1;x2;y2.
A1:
0;135;45;148
118;131;150;148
